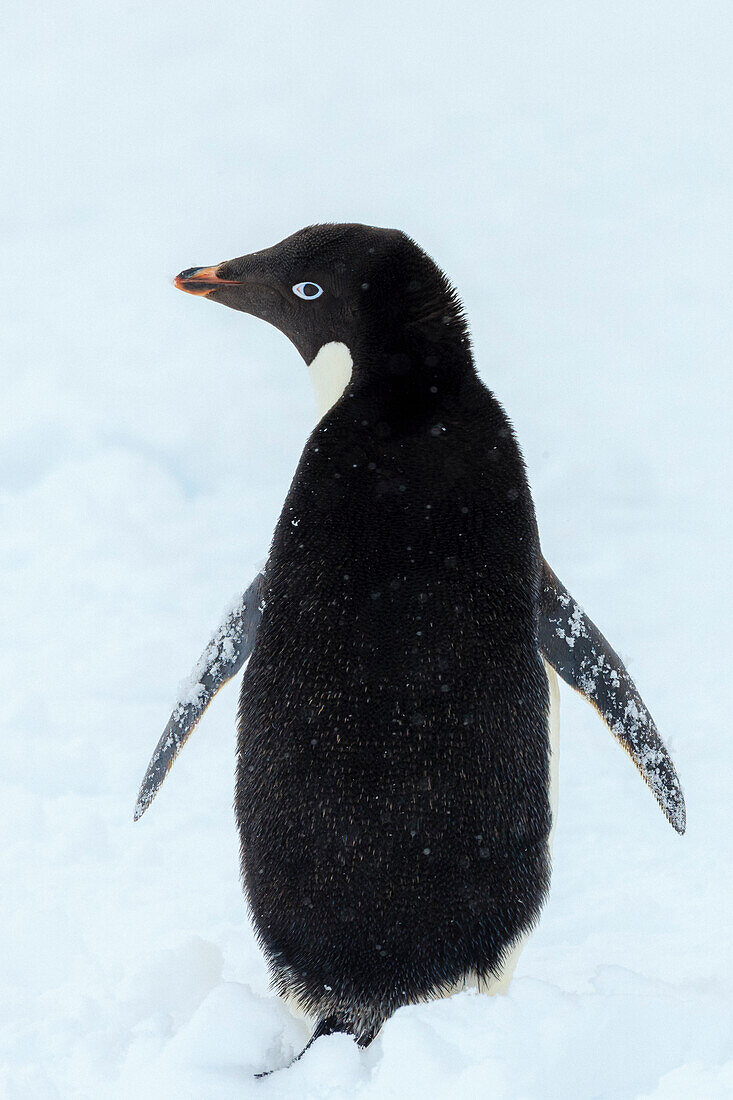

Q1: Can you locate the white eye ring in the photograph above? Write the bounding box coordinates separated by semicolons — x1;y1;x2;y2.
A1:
292;281;323;300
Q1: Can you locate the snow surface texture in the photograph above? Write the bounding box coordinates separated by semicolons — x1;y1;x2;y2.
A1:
1;2;731;1097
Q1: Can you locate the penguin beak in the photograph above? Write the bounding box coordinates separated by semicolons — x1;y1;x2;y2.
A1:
174;265;241;297
173;254;313;359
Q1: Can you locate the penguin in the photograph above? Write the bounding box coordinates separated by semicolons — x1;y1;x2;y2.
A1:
136;224;685;1065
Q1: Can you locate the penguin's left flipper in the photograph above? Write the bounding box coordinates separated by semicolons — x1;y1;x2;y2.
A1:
539;559;686;835
133;572;265;821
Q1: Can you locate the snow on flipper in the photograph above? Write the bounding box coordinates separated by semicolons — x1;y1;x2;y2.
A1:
539;560;686;834
133;571;266;821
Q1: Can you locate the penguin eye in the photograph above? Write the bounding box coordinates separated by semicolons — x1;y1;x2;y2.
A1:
292;281;323;300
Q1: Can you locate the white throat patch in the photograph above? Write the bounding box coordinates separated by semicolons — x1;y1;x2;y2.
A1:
308;342;353;419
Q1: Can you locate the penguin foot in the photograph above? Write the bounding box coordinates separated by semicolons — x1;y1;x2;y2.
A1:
254;1014;376;1078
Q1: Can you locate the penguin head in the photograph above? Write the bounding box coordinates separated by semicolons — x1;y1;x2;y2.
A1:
174;223;469;368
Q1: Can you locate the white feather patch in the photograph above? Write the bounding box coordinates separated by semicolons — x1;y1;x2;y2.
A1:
308;342;353;419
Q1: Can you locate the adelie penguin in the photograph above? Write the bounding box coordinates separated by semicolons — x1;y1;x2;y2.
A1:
135;224;685;1069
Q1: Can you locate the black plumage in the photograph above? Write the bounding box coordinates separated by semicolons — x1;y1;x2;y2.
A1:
226;227;552;1044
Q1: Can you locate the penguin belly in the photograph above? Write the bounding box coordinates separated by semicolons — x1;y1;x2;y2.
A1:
236;393;553;1042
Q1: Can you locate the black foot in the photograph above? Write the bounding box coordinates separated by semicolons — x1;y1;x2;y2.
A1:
254;1014;376;1078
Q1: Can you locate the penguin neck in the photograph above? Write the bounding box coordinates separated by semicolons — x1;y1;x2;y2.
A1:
353;326;476;414
307;330;475;422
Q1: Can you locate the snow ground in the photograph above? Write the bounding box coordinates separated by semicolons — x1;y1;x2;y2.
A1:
1;2;731;1096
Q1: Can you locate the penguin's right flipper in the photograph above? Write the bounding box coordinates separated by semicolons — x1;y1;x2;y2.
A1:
133;572;265;821
539;559;685;835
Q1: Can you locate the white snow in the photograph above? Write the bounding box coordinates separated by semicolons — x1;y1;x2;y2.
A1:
1;2;731;1097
